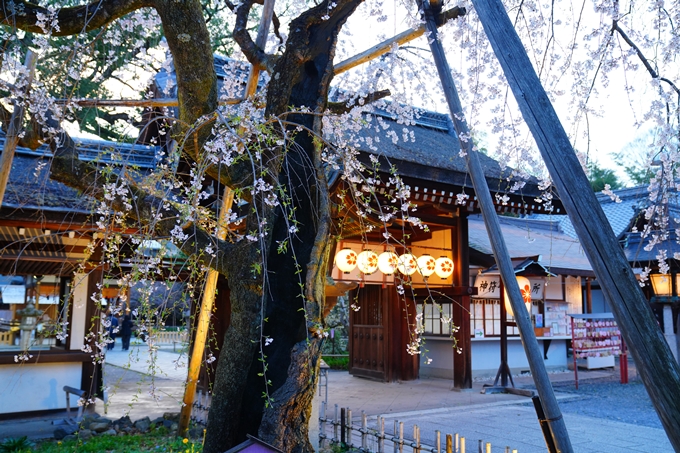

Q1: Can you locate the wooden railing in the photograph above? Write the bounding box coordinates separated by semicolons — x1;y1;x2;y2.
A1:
319;403;519;453
150;330;188;345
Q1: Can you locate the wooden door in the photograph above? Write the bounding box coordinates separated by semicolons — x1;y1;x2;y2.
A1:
349;285;386;380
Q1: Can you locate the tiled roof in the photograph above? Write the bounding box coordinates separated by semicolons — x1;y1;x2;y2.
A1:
1;136;160;212
534;185;650;238
468;214;593;275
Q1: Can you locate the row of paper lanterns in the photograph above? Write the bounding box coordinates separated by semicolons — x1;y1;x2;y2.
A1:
334;249;454;279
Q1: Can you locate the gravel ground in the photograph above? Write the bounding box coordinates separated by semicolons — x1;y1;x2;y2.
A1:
546;375;663;429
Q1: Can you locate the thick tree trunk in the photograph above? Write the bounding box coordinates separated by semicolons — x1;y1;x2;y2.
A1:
204;2;362;453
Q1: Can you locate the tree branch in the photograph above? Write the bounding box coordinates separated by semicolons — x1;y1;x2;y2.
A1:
0;0;154;36
327;89;391;114
233;0;276;73
612;21;680;96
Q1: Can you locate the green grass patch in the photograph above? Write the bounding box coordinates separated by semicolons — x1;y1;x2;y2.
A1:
323;356;349;370
21;431;203;453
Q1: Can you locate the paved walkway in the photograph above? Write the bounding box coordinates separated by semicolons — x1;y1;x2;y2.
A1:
0;341;673;452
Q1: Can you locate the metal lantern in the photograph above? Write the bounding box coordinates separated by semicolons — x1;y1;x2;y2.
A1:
357;250;379;274
378;251;399;275
397;253;418;275
504;275;532;317
434;256;454;279
650;273;678;297
335;248;358;273
416;255;437;277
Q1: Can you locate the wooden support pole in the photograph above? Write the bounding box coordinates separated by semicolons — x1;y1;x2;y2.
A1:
472;0;680;449
178;1;275;436
178;187;234;436
244;0;275;99
333;6;466;75
418;1;573;452
0;51;37;205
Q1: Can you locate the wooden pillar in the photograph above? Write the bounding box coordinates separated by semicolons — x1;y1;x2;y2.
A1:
452;212;472;389
585;278;592;314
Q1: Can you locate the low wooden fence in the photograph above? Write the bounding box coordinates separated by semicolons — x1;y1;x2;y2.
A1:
319;403;518;453
144;330;188;351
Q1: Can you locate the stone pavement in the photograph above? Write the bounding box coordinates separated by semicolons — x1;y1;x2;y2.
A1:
0;341;673;453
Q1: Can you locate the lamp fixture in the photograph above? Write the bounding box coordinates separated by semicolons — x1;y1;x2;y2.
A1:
378;252;399;275
18;227;26;236
434;256;454;279
334;248;358;274
416;255;436;277
397;253;418;275
504;275;532;316
650;272;679;298
356;250;379;274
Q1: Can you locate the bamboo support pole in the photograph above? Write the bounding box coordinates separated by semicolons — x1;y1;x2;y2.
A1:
333;6;465;75
0;50;37;206
178;1;275;436
178;187;234;435
418;1;573;452
245;0;275;99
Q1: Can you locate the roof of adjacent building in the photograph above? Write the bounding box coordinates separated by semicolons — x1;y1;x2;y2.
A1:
468;214;594;276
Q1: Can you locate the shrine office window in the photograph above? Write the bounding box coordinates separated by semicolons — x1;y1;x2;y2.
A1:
469;299;518;337
419;301;453;336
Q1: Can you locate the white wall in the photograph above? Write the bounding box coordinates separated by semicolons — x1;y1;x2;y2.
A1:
420;337;568;379
70;273;89;351
0;362;82;414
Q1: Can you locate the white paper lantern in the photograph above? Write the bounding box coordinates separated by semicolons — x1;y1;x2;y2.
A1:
378;252;399;275
397;253;418;275
416;255;436;277
434;256;454;279
357;250;379;274
504;276;532;316
335;249;358;273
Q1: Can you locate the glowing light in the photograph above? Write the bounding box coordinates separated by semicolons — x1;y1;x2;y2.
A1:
416;255;436;277
434;256;454;279
397;254;418;275
335;249;358;273
504;276;532;316
378;251;399;275
357;250;379;274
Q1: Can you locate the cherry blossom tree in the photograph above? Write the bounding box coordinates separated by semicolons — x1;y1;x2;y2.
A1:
1;0;680;452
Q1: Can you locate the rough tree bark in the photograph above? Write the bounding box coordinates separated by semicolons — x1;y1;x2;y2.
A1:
204;2;362;452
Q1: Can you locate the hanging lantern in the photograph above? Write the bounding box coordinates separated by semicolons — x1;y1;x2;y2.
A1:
434;256;454;279
504;275;532;316
397;253;418;275
357;250;379;274
378;251;399;275
335;248;358;274
416;255;436;277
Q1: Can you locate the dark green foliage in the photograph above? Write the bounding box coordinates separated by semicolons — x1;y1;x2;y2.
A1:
587;161;622;192
323;356;349;370
0;436;34;453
